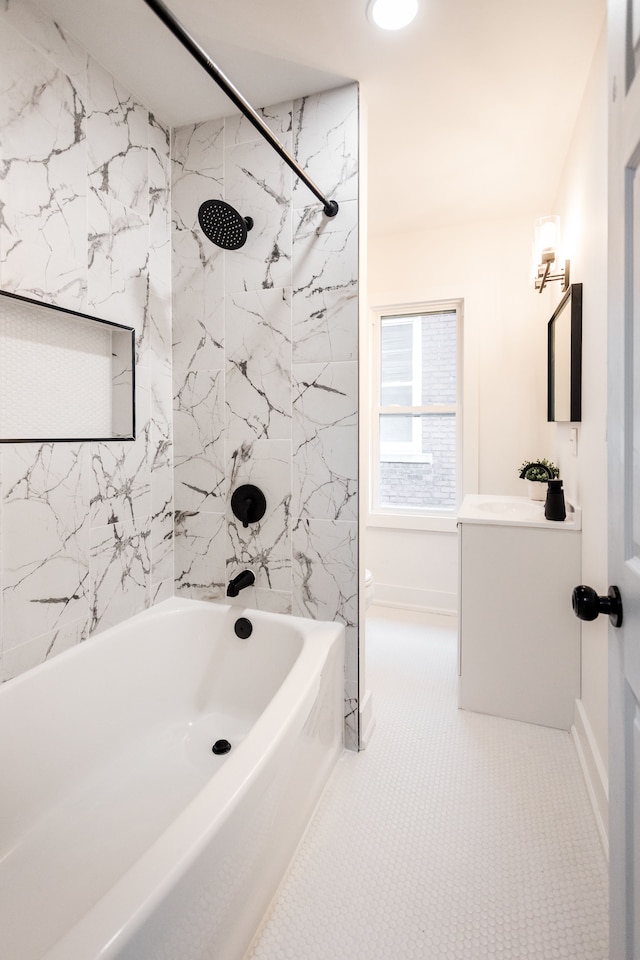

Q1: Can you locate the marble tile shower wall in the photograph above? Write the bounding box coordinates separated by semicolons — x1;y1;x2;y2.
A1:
171;87;359;745
0;1;173;680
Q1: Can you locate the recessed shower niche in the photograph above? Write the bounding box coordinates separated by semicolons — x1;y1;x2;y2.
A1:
0;290;135;442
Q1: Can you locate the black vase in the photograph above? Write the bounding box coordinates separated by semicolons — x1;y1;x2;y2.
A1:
544;479;566;521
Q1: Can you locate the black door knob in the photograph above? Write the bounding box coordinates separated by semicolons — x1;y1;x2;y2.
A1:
572;584;623;628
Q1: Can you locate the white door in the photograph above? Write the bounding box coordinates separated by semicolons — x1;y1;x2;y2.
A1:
609;2;640;956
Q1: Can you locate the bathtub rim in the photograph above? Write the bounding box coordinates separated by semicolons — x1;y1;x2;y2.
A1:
2;596;315;692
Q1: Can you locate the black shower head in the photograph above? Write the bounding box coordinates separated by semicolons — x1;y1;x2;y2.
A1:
197;199;254;250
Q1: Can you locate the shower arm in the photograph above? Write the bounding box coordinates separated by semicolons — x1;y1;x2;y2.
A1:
143;0;339;218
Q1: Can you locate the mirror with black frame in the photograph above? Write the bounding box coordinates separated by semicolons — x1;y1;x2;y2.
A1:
547;282;582;422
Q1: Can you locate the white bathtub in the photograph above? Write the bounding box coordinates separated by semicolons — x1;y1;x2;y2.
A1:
0;597;344;960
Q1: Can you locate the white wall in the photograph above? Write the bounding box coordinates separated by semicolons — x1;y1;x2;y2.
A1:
366;213;547;613
546;26;609;841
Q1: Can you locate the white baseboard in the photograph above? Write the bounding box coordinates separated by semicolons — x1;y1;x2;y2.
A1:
571;698;609;858
359;689;376;749
372;582;457;617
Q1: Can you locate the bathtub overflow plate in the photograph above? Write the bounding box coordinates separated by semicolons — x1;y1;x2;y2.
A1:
212;739;232;755
234;617;253;639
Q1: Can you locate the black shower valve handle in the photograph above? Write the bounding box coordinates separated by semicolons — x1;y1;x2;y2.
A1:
230;484;267;529
237;496;255;528
237;496;253;529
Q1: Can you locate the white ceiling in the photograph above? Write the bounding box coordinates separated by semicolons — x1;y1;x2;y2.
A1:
34;0;606;236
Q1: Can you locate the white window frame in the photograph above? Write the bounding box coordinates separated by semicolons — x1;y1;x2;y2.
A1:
369;299;463;530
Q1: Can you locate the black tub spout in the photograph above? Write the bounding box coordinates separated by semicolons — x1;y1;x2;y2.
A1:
226;569;255;597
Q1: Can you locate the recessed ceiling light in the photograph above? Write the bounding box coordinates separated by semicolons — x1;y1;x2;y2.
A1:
367;0;419;31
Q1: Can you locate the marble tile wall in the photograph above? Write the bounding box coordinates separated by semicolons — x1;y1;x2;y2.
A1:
0;0;173;680
0;0;360;747
171;85;360;746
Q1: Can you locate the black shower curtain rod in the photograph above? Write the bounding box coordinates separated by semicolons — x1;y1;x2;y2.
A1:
143;0;339;218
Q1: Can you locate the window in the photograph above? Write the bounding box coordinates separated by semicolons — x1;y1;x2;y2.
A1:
379;317;422;457
371;301;461;517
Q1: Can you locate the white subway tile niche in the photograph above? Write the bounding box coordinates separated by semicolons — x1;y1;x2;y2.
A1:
0;291;135;441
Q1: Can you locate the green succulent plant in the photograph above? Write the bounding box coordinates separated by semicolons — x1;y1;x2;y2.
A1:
518;458;559;482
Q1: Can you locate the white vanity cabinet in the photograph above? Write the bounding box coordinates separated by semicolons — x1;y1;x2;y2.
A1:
457;495;581;730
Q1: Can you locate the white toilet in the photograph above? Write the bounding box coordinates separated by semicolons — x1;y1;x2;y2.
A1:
364;568;375;610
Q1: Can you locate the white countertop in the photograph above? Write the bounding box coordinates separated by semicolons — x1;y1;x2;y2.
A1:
457;494;581;530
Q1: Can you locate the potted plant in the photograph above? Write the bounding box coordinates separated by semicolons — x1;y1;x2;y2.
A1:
518;458;559;500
